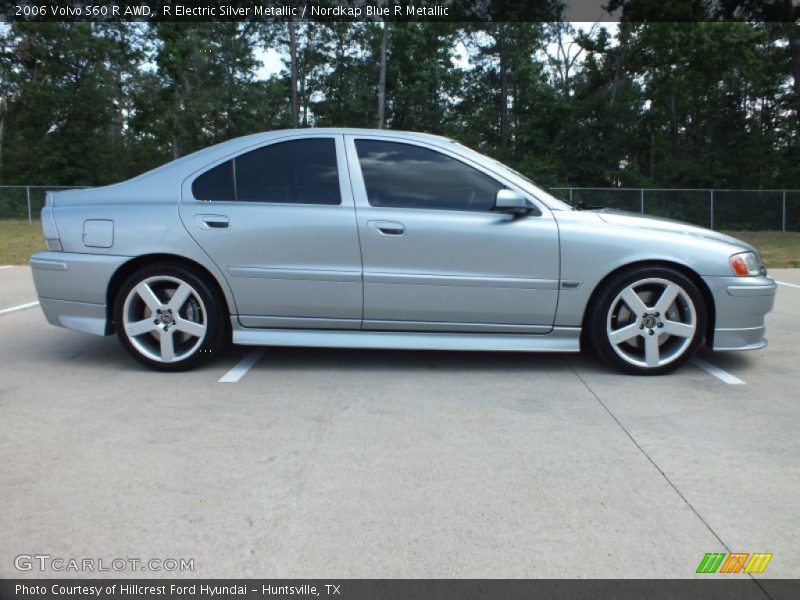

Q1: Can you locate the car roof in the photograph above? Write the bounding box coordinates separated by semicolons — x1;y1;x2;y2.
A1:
53;129;460;203
136;128;457;180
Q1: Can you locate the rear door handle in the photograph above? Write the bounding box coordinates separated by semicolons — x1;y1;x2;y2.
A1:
368;220;405;236
196;214;229;229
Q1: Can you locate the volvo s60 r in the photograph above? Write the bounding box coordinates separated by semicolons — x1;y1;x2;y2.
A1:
30;129;776;374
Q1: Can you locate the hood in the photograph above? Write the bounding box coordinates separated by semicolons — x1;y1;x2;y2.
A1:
595;209;755;252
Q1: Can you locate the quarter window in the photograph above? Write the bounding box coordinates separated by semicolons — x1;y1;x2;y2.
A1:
355;140;504;211
192;160;235;201
192;138;341;205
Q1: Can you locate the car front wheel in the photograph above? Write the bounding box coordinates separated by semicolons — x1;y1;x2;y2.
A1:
589;266;707;375
114;263;228;371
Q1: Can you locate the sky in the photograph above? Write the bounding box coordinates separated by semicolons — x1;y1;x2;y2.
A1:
253;22;619;80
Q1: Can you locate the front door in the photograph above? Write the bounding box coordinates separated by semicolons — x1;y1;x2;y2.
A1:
179;135;363;329
344;135;560;333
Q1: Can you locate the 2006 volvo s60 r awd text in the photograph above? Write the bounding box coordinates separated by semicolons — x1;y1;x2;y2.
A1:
30;129;776;374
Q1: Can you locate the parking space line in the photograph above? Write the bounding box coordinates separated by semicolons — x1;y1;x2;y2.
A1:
567;361;737;557
218;348;265;383
0;300;39;316
0;265;13;270
775;280;800;289
691;357;745;385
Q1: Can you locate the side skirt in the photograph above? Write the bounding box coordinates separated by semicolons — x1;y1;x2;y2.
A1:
230;319;581;352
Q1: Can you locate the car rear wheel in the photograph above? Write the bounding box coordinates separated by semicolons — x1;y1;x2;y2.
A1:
114;263;228;371
589;266;707;375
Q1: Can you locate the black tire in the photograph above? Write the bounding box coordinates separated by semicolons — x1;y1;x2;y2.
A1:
113;262;229;371
588;265;707;375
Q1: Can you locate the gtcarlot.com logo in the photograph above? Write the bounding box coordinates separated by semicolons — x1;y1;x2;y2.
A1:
14;554;194;573
696;552;773;574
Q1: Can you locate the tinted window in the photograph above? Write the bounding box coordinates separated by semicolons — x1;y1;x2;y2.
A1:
192;160;235;201
235;138;340;204
355;140;504;211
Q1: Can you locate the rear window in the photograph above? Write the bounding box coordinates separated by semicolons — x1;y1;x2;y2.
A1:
191;138;340;205
236;138;340;204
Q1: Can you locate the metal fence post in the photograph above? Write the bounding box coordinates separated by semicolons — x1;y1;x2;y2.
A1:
26;186;32;225
569;188;573;206
783;190;787;233
709;190;714;230
640;188;644;214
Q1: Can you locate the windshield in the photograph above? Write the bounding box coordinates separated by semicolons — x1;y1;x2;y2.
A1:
452;142;573;211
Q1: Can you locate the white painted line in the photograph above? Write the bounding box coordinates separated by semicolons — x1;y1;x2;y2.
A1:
0;300;39;316
775;280;800;289
692;357;745;385
0;265;13;270
218;348;265;383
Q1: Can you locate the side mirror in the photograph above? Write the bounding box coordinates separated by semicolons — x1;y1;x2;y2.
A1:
493;189;533;216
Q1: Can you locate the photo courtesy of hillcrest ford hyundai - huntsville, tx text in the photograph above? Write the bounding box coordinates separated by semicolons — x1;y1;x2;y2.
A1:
29;129;776;374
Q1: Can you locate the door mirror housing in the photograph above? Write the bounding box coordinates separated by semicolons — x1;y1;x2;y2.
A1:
493;189;534;216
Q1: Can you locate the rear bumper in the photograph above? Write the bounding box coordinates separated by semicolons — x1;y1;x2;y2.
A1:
30;251;129;336
38;297;109;336
702;275;776;351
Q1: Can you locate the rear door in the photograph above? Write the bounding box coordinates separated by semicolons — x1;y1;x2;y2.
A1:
179;134;363;329
344;135;560;332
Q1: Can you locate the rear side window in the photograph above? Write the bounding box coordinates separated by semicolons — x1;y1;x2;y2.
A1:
192;160;235;201
355;139;503;212
192;138;341;205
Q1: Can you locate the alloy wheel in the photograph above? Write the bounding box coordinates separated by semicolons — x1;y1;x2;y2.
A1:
605;277;697;369
121;275;207;363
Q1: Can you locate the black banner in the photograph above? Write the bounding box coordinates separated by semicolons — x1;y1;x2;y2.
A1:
2;0;800;23
2;580;800;600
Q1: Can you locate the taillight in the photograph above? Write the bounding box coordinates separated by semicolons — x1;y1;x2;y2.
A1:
41;194;62;251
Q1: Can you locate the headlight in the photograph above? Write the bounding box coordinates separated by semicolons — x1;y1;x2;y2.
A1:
729;251;761;277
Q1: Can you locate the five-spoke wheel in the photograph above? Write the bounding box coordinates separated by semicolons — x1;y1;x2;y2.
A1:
114;263;228;371
589;267;707;375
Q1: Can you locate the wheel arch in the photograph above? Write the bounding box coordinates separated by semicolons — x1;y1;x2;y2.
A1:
581;259;716;347
106;253;232;334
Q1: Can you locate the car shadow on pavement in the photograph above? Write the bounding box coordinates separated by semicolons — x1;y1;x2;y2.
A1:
694;346;759;371
38;333;731;380
38;331;243;374
250;346;579;374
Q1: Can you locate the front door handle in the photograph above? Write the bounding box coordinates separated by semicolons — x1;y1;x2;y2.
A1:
368;220;406;236
196;214;230;229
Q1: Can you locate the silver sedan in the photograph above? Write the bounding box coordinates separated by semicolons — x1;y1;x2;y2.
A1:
30;129;776;374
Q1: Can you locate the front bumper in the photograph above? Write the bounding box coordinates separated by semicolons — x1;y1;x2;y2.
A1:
702;275;776;351
30;251;130;336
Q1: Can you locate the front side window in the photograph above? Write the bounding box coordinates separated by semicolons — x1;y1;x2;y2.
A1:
192;138;341;205
355;140;504;212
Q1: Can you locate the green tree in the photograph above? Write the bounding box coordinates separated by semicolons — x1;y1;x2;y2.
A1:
627;22;786;187
310;23;380;128
456;23;564;181
132;22;264;163
382;23;460;134
0;23;141;185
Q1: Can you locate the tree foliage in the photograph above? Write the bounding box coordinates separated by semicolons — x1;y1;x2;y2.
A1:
0;17;798;189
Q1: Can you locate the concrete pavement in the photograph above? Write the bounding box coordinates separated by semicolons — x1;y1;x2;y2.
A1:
0;266;797;580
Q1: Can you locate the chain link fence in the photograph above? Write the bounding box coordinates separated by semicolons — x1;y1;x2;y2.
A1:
0;186;86;223
2;185;800;231
550;188;800;231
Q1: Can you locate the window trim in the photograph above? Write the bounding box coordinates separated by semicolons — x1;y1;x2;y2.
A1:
344;135;543;217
